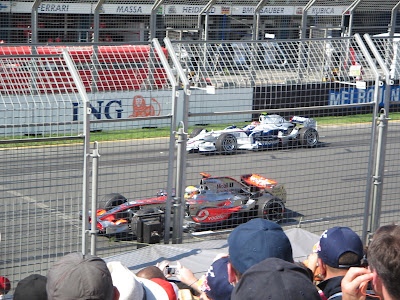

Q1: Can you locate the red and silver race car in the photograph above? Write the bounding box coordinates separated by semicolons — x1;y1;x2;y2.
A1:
90;173;286;235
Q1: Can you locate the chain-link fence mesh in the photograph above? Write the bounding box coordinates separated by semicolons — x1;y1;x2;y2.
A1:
1;1;400;292
173;36;381;242
0;42;177;291
0;46;87;287
362;33;400;235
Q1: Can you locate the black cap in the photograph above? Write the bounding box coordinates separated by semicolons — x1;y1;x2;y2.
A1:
14;274;47;300
232;257;320;300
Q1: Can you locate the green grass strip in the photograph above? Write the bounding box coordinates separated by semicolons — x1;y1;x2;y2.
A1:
1;112;399;148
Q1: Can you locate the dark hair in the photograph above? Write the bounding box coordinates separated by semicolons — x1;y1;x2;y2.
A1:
338;251;361;267
136;266;166;280
373;224;398;238
368;225;400;299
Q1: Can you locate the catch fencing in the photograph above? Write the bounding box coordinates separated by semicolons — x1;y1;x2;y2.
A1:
171;35;387;244
1;34;399;290
0;42;178;287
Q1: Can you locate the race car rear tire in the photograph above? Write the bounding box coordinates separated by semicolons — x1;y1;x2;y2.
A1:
215;133;237;154
100;193;128;211
189;127;206;138
258;199;284;221
298;127;319;147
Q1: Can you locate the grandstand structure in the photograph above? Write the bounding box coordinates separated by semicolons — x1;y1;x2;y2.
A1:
0;0;399;44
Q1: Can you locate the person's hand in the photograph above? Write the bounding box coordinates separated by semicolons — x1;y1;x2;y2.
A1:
176;261;197;284
199;292;212;300
341;267;374;300
176;261;201;293
156;260;172;278
303;253;318;273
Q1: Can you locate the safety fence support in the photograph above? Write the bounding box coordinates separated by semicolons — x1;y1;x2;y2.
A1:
62;49;92;255
163;37;191;243
362;33;394;244
370;111;389;237
172;126;187;244
90;142;100;255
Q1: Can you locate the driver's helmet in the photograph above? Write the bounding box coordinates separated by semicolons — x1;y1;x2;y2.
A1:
184;186;200;199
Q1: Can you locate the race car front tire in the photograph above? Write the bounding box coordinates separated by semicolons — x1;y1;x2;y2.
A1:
258;198;284;221
298;127;319;147
100;193;128;211
215;133;238;154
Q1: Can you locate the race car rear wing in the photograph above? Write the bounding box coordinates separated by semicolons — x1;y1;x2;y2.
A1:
241;174;278;189
241;174;287;202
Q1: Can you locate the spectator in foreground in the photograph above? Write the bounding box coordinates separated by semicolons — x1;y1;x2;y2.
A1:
231;257;321;300
198;256;233;300
108;260;176;300
160;253;231;299
13;274;47;300
0;277;11;300
137;265;179;300
46;252;120;300
341;225;400;300
227;218;293;285
313;226;364;300
137;265;167;280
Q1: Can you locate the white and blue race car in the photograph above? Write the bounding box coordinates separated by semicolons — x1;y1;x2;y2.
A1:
186;114;319;153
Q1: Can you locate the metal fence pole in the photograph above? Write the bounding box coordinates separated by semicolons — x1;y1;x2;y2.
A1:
370;112;389;234
90;142;100;255
252;0;268;40
150;0;164;40
93;1;105;43
152;38;179;244
62;49;91;255
163;37;191;243
163;87;178;244
362;33;393;243
172;126;187;244
31;0;41;43
352;33;382;244
361;81;381;245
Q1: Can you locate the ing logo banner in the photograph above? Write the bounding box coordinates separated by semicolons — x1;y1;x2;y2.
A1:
129;95;161;118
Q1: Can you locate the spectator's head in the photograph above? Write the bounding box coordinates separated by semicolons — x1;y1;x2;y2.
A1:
316;226;363;279
368;225;400;299
0;276;10;295
136;266;166;280
231;257;321;300
13;274;47;300
107;261;176;300
227;218;293;283
373;223;398;238
199;256;233;300
46;252;119;300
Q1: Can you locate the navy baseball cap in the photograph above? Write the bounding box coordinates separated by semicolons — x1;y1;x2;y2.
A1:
199;256;233;300
316;226;364;268
228;218;293;274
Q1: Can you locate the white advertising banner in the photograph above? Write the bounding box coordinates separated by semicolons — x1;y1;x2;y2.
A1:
233;6;294;16
37;2;93;14
1;2;348;16
101;4;153;15
294;6;347;16
2;88;253;135
4;1;93;14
